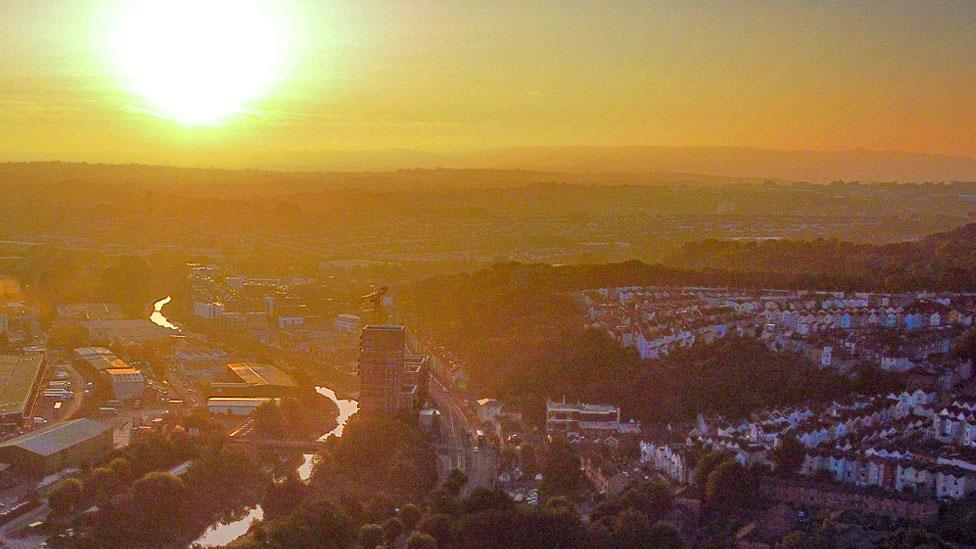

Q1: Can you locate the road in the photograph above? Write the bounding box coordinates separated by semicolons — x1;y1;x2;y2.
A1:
28;362;86;425
58;364;86;420
164;369;200;406
429;377;496;497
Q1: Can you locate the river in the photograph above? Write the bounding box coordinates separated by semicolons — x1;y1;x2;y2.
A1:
192;387;359;547
150;296;179;330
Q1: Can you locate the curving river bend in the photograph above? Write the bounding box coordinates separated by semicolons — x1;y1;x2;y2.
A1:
150;296;179;330
191;387;359;547
149;297;359;547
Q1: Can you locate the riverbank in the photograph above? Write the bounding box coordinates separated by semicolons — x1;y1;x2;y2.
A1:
191;387;359;546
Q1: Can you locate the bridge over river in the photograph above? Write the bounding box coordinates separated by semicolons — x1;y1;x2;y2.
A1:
226;437;330;452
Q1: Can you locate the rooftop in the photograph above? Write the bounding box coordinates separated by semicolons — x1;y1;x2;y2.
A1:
207;397;277;407
0;353;44;417
0;418;110;457
226;362;298;388
73;347;130;372
81;319;176;342
363;324;405;332
105;367;142;377
547;399;619;414
55;303;126;321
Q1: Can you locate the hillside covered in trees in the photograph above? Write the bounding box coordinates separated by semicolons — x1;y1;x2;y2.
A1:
407;222;976;421
405;262;905;425
670;222;976;292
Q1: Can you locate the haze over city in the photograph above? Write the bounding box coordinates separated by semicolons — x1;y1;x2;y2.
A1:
2;1;976;548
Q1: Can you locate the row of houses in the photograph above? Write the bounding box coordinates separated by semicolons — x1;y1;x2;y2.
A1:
761;304;971;335
799;449;976;500
579;287;976;371
639;387;976;503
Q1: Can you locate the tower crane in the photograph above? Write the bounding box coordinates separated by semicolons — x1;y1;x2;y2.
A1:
360;286;389;324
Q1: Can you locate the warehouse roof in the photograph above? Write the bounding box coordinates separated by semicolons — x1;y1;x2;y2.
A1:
226;362;298;388
105;367;141;376
207;397;277;406
0;353;44;417
56;303;126;321
0;419;111;457
73;347;127;371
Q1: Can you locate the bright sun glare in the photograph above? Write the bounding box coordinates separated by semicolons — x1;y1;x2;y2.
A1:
113;0;290;126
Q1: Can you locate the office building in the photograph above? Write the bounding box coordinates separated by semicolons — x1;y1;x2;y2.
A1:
359;324;410;416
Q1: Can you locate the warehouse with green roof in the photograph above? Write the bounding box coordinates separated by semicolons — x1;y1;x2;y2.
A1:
0;353;46;425
0;418;113;475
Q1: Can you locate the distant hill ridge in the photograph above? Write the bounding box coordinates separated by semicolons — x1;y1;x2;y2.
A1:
0;161;778;194
451;146;976;184
2;143;975;184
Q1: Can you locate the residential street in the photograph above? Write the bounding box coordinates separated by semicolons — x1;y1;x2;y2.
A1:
429;377;496;497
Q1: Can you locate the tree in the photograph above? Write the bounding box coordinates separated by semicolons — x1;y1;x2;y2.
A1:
431;493;459;516
399;502;422;531
444;468;468;497
252;401;287;439
315;416;438;502
131;471;187;539
461;487;514;515
383;516;405;544
49;478;84;515
591;480;673;526
419;513;453;546
108;457;133;482
544;496;575;515
696;450;731;486
608;508;653;548
96;256;154;315
540;441;582;498
406;531;437;549
776;530;812;548
648;520;683;549
250;498;355;548
359;523;384;549
878;527;949;549
520;442;538;476
263;473;308;521
937;492;976;544
705;460;755;511
47;322;89;350
771;435;806;476
86;467;119;506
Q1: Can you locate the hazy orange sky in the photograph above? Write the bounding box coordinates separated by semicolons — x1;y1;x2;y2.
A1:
1;0;974;169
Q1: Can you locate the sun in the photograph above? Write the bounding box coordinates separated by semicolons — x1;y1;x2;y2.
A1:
113;0;291;126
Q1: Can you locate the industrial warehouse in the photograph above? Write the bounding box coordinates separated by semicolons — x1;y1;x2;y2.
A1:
208;361;300;398
0;353;46;425
206;397;280;416
72;347;146;401
72;347;128;374
0;418;113;475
